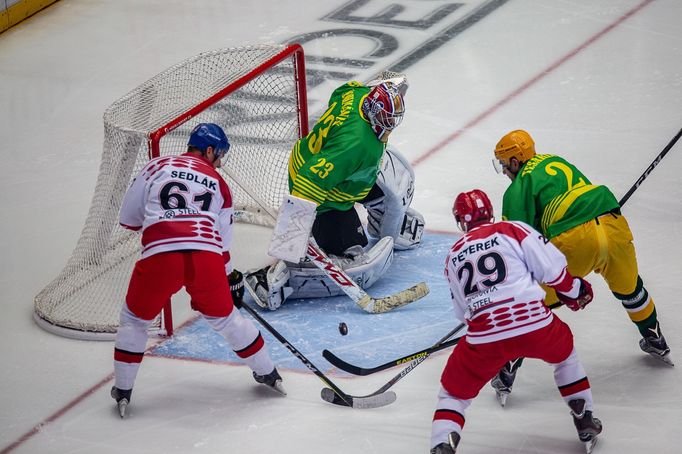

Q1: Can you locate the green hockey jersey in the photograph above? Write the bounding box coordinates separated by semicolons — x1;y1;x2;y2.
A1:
501;154;620;239
288;81;384;213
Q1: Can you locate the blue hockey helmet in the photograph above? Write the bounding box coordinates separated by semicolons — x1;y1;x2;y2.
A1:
187;123;230;158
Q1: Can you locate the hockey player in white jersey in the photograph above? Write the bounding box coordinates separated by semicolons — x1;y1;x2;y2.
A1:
430;189;602;454
112;123;284;417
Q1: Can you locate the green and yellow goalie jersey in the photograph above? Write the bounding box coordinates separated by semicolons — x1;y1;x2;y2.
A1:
288;81;384;213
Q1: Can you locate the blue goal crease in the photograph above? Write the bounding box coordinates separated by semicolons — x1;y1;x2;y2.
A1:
151;232;461;373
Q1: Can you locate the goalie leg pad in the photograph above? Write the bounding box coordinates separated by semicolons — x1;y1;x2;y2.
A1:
288;236;395;299
395;207;425;250
364;145;424;249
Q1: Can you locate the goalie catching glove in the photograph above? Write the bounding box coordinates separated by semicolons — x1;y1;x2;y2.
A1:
228;269;245;309
556;277;593;311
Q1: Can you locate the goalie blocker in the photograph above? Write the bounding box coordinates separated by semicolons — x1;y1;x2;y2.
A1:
268;194;317;263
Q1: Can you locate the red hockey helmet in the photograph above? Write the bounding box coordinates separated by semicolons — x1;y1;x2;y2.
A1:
452;189;494;232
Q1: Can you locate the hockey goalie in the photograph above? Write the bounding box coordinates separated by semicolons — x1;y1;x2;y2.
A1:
245;73;425;311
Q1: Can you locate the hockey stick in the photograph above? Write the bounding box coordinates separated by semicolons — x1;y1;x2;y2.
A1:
305;238;429;313
322;323;467;401
239;300;396;409
323;322;466;376
618;126;682;206
220;166;429;314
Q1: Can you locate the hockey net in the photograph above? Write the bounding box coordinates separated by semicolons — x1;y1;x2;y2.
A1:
33;44;308;340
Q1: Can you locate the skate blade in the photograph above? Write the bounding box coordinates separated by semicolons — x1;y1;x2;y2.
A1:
644;350;675;367
496;391;509;407
272;380;287;396
655;353;674;367
583;436;598;454
116;399;129;418
260;379;287;396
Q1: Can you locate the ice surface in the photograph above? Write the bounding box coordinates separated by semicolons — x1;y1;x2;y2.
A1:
1;0;681;453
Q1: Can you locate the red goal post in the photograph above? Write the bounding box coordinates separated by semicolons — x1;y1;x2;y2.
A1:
34;44;308;340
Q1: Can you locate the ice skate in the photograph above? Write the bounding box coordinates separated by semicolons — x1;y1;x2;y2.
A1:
111;386;132;418
569;399;602;454
490;374;512;407
639;322;674;366
253;368;287;395
490;359;521;407
430;432;460;454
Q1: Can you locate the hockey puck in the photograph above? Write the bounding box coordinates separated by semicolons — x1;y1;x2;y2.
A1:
338;322;348;336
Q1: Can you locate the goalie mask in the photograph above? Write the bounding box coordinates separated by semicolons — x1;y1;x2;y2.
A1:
453;189;494;232
362;82;405;143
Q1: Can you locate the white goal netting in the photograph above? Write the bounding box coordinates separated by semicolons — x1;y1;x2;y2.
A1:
34;44;308;340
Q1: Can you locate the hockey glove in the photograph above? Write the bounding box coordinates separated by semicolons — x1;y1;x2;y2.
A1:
228;269;245;309
557;278;593;311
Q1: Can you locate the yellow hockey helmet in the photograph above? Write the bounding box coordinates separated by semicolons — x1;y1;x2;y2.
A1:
494;130;536;166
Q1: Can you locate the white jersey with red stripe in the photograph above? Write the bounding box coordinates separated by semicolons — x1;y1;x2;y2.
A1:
119;153;234;271
445;220;573;344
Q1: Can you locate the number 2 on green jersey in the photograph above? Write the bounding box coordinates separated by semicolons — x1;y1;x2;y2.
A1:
545;162;586;191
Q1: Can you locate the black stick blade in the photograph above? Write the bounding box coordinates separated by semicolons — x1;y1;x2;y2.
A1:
320;387;397;409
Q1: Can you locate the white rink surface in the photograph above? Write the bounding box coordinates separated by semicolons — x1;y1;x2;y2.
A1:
2;0;682;453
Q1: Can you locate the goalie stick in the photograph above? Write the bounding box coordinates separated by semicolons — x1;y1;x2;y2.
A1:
239;300;396;409
220;166;429;314
323;323;466;376
305;238;429;313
